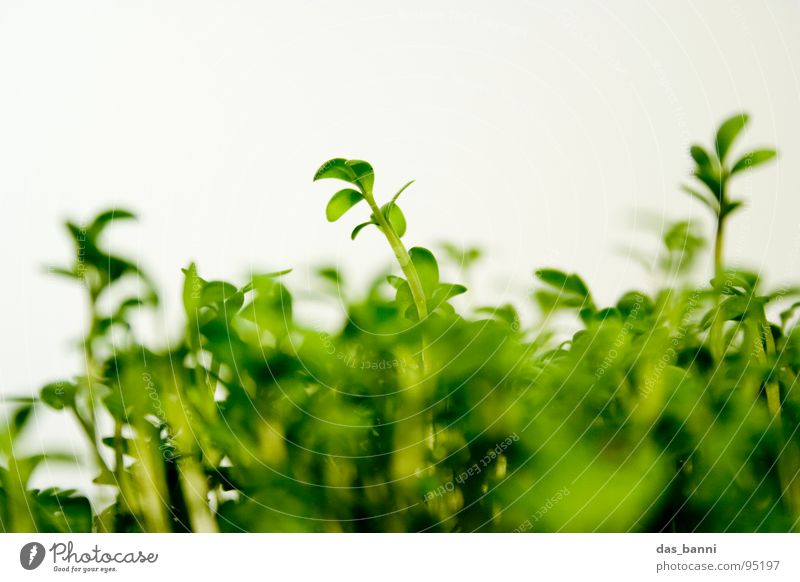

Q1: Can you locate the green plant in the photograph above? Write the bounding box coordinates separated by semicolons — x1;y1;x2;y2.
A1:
683;113;776;278
314;159;467;374
1;114;799;533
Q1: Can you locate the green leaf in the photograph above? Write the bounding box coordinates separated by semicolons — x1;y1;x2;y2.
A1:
345;160;375;193
87;209;136;239
693;167;722;200
386;275;405;289
182;263;204;317
103;254;142;285
351;221;373;240
715;112;749;161
240;269;292;293
716;295;754;322
720;200;744;219
317;267;342;285
314;158;375;194
431;283;467;308
731;149;777;174
535;268;569;288
102;390;128;422
616;291;654;318
32;487;92;533
93;469;121;486
12;405;33;436
46;266;81;280
681;184;719;213
314;158;356;183
593;307;621;320
475;304;519;327
534;269;590;299
0;396;37;404
690;144;713;169
41;382;78;411
711;268;759;295
393;279;414;315
117;297;145;311
390;180;415;204
663;221;704;253
409;247;439;296
202;281;238;305
65;221;82;240
326;188;363;222
383;203;407;237
534;289;586;312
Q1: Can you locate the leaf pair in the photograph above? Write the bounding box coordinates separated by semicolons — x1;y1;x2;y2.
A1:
388;247;466;320
684;113;776;218
315;158;373;227
533;268;595;316
350;198;410;240
710;268;760;296
714;113;776;173
182;263;245;327
315;158;414;239
51;209;159;319
314;158;375;194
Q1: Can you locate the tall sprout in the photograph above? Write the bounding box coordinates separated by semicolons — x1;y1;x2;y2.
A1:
682;112;777;278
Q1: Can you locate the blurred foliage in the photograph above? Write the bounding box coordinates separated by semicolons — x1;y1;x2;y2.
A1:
2;114;798;533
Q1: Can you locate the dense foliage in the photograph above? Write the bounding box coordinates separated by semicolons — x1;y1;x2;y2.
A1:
2;114;798;532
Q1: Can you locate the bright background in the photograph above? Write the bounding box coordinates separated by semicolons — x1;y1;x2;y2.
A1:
2;0;800;401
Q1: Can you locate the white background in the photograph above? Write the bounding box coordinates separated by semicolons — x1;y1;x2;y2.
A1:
1;2;799;401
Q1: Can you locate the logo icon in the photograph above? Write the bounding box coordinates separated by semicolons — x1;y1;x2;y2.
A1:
20;542;46;570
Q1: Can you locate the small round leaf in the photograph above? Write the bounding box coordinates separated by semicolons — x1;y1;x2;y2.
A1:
326;189;363;222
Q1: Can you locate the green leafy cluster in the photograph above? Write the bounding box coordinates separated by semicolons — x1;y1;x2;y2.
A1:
1;114;798;532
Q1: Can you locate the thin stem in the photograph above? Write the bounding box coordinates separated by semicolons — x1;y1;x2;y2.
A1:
759;308;800;521
166;372;219;532
364;196;428;320
71;406;112;476
710;182;726;361
6;453;36;532
112;421;133;519
362;193;430;377
713;216;724;280
79;291;116;479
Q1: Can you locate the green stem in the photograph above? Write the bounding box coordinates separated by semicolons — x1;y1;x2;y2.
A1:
363;194;429;374
112;421;133;518
709;207;726;361
177;456;219;532
165;371;218;532
759;310;800;522
6;454;36;532
78;291;116;479
364;196;428;321
72;406;112;476
713;216;724;281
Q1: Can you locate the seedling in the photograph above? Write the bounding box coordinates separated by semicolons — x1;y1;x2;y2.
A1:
1;115;798;534
682;113;776;278
314;158;466;323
